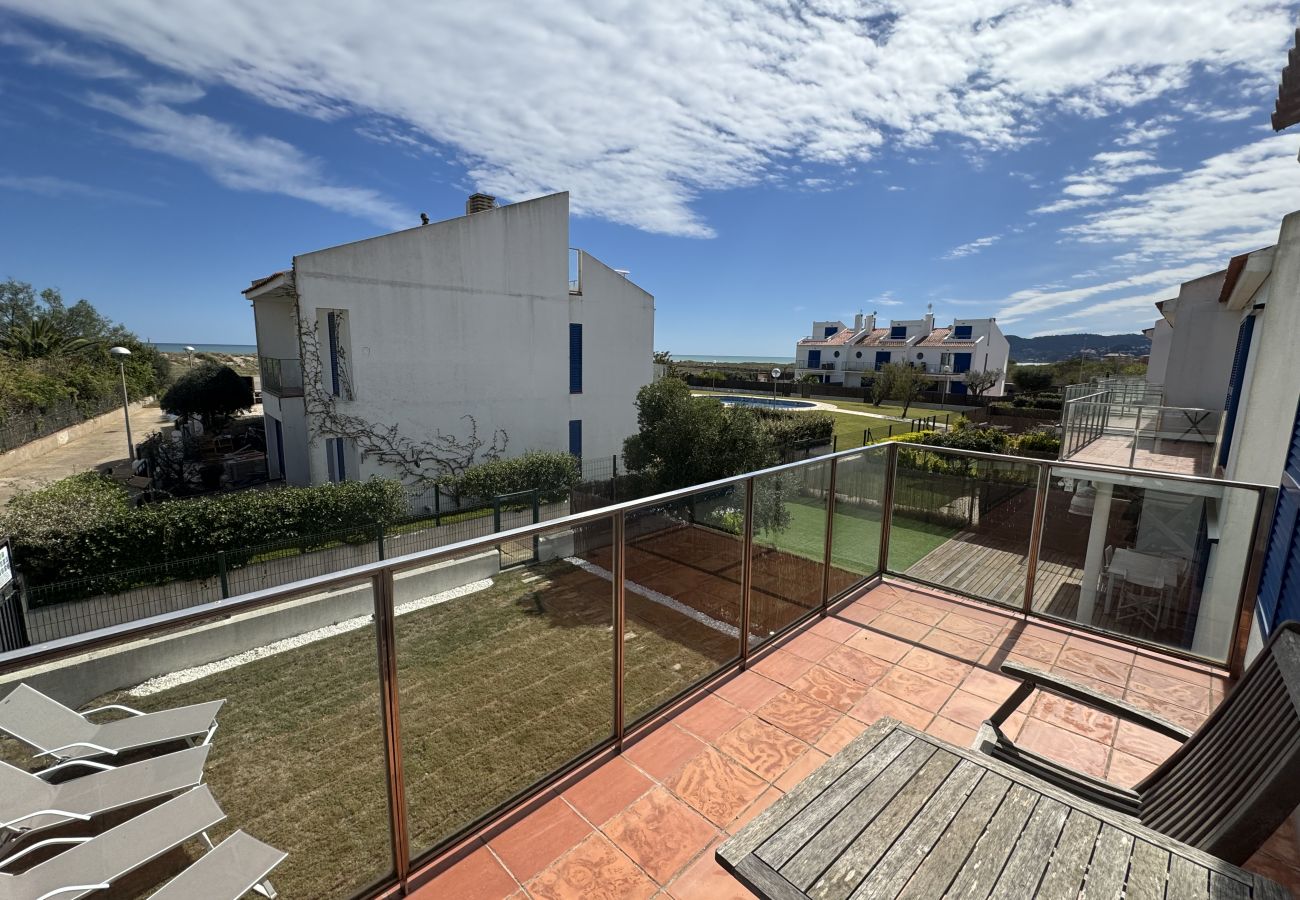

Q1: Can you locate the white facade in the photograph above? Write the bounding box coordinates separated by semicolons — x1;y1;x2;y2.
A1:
1144;318;1173;387
244;192;654;487
1156;271;1239;411
793;311;1010;396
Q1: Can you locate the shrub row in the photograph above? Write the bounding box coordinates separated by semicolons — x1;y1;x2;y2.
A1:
754;410;835;448
5;474;406;587
448;451;580;503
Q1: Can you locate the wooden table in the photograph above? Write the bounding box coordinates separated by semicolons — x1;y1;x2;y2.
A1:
717;718;1290;900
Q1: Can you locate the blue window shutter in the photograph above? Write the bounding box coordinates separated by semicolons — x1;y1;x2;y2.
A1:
1259;397;1300;634
1218;315;1256;467
954;325;972;340
875;351;890;369
327;312;341;397
569;323;583;394
568;419;582;458
953;353;972;373
891;326;906;339
807;350;821;368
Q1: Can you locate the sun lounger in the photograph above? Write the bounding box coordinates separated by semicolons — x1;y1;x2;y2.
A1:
0;746;210;849
0;684;222;762
149;831;285;900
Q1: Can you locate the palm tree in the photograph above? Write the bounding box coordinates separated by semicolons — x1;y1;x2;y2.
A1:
0;316;103;360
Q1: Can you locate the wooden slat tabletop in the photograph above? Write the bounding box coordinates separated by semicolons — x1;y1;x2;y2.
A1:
717;718;1291;900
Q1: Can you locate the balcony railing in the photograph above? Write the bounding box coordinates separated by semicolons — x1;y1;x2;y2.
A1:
0;444;1274;898
258;356;304;398
1061;392;1223;476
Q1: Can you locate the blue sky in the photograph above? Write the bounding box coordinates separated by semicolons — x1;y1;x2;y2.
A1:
1;2;1298;356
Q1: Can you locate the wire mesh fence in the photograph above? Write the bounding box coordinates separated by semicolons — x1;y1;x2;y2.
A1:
0;396;123;454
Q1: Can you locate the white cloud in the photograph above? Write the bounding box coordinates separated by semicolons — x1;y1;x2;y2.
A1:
1114;115;1180;146
1;0;1291;237
943;234;1000;259
0;173;162;205
87;93;413;228
0;28;134;79
1037;148;1177;213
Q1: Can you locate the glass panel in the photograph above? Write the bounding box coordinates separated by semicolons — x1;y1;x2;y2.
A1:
828;447;888;597
1033;467;1261;663
622;482;747;724
0;583;394;898
396;519;614;859
750;461;832;641
889;447;1038;608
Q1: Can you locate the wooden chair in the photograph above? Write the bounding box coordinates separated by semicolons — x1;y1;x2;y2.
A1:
976;620;1300;866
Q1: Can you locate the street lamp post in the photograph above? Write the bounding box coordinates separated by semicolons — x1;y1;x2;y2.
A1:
941;364;951;409
109;346;134;462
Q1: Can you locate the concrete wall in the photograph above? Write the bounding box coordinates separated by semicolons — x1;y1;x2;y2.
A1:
0;398;157;475
1162;270;1237;410
1146;318;1173;387
262;192;652;487
3;550;500;708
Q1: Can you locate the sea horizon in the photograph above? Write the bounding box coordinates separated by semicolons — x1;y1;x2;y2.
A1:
674;354;794;364
151;342;258;354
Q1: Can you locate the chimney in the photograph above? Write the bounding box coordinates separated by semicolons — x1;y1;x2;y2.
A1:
466;193;496;215
865;312;876;332
854;312;864;331
923;302;935;334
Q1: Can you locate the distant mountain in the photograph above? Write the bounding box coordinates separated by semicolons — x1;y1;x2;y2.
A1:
1006;333;1150;363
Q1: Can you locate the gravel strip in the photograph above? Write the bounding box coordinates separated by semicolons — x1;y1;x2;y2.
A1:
564;556;739;639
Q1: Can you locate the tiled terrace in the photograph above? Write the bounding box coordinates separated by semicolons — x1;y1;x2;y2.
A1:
1062;433;1214;476
407;579;1300;899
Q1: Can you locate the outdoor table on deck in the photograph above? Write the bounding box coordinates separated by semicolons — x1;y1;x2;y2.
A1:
717;718;1289;900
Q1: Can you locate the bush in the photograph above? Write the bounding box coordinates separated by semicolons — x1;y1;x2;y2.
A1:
1011;429;1061;457
450;451;580;503
1011;368;1055;393
5;475;405;588
161;362;254;428
755;410;834;449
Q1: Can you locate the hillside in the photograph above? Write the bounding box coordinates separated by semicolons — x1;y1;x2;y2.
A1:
1006;332;1150;363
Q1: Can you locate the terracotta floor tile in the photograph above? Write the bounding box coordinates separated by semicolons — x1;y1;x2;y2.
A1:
900;646;973;685
527;833;657;900
774;746;831;791
960;668;1020;704
712;671;784;711
809;616;861;643
486;793;592;882
923;628;989;663
872;612;933;642
1126;667;1210;713
1128;653;1213;686
1123;690;1205;732
936;612;1005;644
625;724;706;782
780;630;841;663
1016;718;1109;778
668;746;767;827
889;598;948;626
837;603;881;628
1112;719;1183;765
1052;669;1126;699
1054;645;1131;687
845;629;912;664
1064;634;1136;664
1000;633;1063;667
789;665;870;711
926;716;979;749
822;644;894;685
673;694;749;743
756;689;841;743
715;716;808;781
848;689;934;731
561;756;655;826
726;785;783;835
937;690;1002;731
666;838;756;900
750;650;817;687
875;666;956;712
1030;693;1118;744
602;787;717;885
413;842;519;900
1107;749;1158;788
815;715;869;755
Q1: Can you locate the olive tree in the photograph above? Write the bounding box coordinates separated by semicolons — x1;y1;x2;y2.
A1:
161;362;253;430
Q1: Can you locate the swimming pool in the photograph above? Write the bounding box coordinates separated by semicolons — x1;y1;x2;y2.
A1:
709;394;818;410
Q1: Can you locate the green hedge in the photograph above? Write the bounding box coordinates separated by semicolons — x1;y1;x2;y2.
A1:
755;410;835;448
449;451;580;503
5;474;405;588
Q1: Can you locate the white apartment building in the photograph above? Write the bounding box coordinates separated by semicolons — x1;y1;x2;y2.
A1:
243;191;654;487
793;309;1010;396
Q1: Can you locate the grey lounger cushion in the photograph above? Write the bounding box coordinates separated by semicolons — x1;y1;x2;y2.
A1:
149;830;286;900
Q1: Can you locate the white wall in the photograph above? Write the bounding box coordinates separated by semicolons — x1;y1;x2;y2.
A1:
278;192;651;486
1146;318;1173;387
1162;270;1236;410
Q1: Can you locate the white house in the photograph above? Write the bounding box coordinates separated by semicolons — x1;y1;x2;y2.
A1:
794;309;1010;396
243;191;654;488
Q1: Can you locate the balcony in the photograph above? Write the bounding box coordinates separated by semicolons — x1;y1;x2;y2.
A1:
1060;393;1222;476
259;356;304;398
0;444;1283;899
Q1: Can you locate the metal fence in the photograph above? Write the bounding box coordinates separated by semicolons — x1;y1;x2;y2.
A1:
0;396;123;454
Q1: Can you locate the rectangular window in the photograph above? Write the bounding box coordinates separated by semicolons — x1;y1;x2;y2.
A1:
953;324;973;340
569;323;583;394
940;352;953;369
568;419;582;458
326;312;342;397
806;349;821;368
823;326;838;338
875;351;891;370
325;437;347;482
890;325;907;339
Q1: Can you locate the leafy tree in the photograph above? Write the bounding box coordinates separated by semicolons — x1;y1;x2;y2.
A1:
962;367;1003;398
0;316;102;360
881;362;929;416
623;378;775;491
1011;367;1054;393
798;372;821;384
868;367;894;406
0;279;38;332
652;350;673;364
161;362;254;429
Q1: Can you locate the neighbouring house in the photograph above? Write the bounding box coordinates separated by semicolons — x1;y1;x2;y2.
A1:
1147;270;1242;410
793;308;1010;395
243;191;654;487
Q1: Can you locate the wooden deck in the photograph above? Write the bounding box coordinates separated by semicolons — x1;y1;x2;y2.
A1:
903;533;1084;614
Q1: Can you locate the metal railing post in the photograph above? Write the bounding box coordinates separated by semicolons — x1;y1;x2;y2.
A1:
1022;463;1052;613
376;523;386;561
433;487;442;526
532;490;541;563
878;443;899;575
612;512;626;749
821;457;837;611
492;496;502;534
739;478;755;667
217;551;229;599
1130;408;1141;468
371;568;410;888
